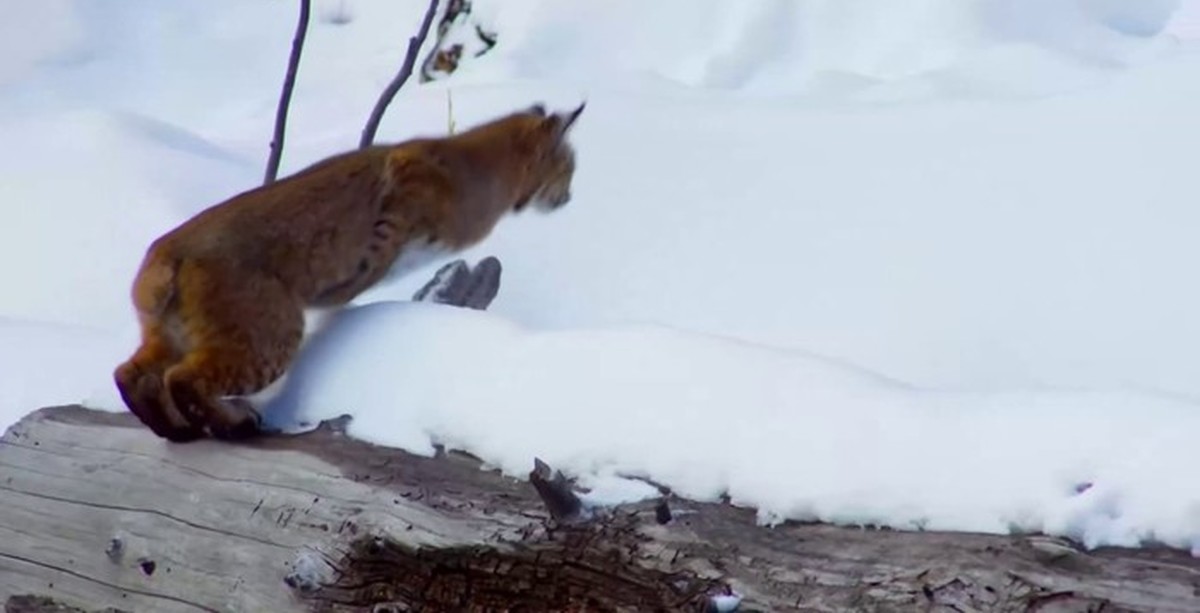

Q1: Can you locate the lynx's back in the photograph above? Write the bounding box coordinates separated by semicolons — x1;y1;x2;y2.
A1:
114;101;586;442
145;147;390;302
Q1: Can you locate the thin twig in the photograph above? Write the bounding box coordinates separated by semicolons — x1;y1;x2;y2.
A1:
264;0;312;184
359;0;440;149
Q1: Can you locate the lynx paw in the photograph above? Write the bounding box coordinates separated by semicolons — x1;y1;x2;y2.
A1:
115;366;204;442
165;378;260;441
208;398;265;441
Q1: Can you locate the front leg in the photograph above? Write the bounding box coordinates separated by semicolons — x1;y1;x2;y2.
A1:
312;215;447;306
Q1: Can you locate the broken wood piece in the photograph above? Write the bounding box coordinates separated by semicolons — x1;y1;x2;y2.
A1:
655;499;673;525
4;594;125;613
411;256;502;310
528;457;584;522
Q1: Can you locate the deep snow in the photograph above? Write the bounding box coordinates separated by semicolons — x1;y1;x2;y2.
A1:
3;0;1200;549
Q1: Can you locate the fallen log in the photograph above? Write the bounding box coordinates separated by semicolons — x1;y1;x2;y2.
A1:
3;405;1200;612
4;259;1200;611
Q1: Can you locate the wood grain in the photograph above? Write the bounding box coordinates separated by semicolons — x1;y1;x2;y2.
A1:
3;406;1199;612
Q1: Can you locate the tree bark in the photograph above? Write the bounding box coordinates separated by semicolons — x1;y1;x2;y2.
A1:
3;404;1200;612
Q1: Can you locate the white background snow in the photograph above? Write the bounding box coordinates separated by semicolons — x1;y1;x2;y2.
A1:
2;0;1200;550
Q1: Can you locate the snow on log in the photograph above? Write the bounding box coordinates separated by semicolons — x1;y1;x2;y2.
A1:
3;406;1200;612
4;258;1200;611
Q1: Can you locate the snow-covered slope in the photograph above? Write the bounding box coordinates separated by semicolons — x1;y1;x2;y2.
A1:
3;0;1200;549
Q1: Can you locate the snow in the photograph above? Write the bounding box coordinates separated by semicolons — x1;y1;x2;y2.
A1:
284;550;334;593
3;0;1200;550
709;591;744;613
269;302;1200;548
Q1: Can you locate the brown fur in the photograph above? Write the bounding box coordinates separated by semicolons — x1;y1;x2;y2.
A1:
114;102;584;442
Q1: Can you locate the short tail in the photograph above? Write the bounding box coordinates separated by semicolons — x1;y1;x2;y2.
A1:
131;248;179;319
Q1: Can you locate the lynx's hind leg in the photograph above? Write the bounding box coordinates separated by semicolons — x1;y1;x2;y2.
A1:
164;261;304;440
114;329;204;442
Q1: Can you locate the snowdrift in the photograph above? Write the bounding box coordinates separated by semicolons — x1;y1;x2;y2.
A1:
3;0;1200;548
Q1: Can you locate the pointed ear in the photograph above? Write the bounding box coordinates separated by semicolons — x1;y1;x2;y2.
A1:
557;101;586;133
527;102;548;117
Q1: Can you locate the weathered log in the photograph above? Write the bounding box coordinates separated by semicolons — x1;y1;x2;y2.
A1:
4;259;1200;612
3;405;1200;612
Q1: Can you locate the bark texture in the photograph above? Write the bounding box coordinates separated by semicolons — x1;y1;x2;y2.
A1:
3;405;1200;612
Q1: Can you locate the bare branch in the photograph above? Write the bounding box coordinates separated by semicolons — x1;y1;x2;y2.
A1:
263;0;311;185
359;0;440;149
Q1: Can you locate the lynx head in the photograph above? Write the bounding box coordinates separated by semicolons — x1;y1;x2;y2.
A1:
515;102;585;213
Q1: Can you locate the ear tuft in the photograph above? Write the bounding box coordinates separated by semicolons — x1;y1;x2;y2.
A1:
544;102;585;138
561;101;585;131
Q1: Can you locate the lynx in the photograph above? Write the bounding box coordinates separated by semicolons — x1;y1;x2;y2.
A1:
114;102;584;442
